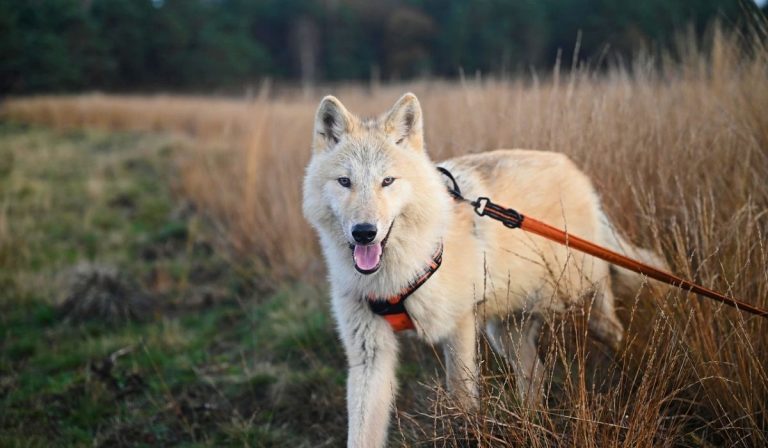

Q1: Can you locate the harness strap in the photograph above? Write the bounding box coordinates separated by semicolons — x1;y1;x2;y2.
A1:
367;242;443;331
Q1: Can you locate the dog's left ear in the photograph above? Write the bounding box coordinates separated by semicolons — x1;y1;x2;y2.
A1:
384;93;424;151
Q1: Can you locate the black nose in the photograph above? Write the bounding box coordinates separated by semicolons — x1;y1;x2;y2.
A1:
352;223;377;244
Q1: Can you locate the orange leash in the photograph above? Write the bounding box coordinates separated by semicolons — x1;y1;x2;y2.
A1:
437;167;768;319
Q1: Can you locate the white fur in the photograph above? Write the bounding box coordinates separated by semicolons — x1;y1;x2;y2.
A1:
302;93;666;447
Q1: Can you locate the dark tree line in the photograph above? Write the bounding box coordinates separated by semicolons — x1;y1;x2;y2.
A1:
0;0;762;94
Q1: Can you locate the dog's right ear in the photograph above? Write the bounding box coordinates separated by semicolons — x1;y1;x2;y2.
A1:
313;96;352;152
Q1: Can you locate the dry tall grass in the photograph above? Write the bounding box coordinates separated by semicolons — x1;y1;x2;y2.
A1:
2;26;767;446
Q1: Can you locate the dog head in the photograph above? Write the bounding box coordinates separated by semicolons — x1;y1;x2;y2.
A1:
303;93;447;276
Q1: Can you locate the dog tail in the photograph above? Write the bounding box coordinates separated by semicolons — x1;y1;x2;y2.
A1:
599;212;669;297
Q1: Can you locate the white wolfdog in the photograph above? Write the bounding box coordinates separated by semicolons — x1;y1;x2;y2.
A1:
302;93;665;447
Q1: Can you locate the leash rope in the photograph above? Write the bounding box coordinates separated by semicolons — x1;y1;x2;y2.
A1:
437;167;768;319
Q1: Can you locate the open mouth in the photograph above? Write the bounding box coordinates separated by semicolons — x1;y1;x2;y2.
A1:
350;221;394;275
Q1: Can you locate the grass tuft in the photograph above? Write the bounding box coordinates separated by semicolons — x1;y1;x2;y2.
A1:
58;263;154;323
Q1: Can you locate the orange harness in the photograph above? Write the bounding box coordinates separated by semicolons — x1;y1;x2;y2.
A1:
368;168;767;333
367;243;443;331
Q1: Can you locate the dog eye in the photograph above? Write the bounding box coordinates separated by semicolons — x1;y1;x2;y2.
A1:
382;177;395;187
337;177;351;188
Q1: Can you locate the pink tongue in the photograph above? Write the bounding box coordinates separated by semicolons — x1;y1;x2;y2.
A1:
353;243;382;271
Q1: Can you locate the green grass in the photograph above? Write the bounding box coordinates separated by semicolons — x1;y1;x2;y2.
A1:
0;124;355;446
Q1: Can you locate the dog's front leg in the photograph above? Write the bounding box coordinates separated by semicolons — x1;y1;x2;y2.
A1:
337;304;399;448
443;310;479;409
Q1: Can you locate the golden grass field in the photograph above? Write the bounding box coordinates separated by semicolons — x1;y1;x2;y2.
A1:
3;27;767;446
